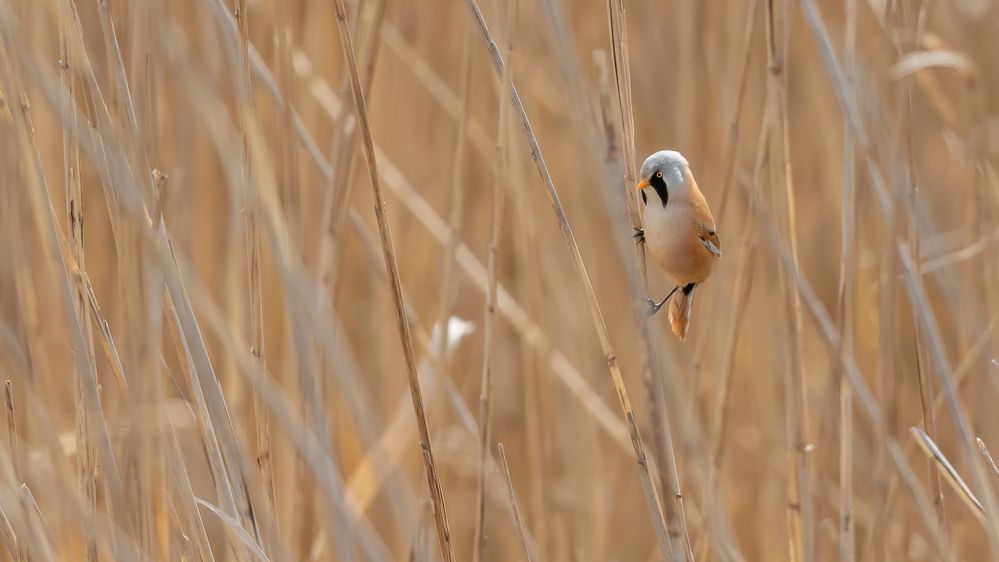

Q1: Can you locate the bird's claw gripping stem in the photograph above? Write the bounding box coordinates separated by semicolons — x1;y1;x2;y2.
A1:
645;298;664;317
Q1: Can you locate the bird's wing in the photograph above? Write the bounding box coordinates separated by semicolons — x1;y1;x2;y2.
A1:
689;179;721;258
697;221;721;258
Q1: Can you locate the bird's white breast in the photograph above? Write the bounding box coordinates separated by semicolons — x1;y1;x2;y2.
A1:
643;201;680;260
642;200;709;285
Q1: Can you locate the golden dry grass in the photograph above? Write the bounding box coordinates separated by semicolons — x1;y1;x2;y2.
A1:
0;0;998;560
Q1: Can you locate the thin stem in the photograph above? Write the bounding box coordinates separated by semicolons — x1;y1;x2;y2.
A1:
604;2;692;556
331;1;457;560
837;0;857;558
714;0;761;226
738;163;952;559
800;0;999;554
459;0;672;556
765;1;814;559
4;381;26;562
897;4;948;541
324;0;387;289
275;0;301;244
473;0;517;559
235;0;276;548
498;444;537;562
434;18;473;395
59;0;97;558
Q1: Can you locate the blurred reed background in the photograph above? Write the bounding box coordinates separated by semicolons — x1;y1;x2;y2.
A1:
0;0;998;560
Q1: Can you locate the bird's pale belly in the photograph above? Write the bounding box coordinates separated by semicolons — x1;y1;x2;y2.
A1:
644;206;714;286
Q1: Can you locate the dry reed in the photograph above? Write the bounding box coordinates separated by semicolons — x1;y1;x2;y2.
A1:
0;0;997;560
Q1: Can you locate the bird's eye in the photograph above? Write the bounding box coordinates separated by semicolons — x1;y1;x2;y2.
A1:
655;171;663;178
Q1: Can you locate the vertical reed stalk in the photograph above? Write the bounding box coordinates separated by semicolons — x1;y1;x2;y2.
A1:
4;382;26;562
699;117;769;562
765;1;814;560
59;1;97;558
434;20;472;384
460;0;673;557
604;1;692;558
275;0;302;244
234;0;276;549
897;10;948;543
322;0;387;286
714;0;760;226
331;1;457;559
473;0;517;559
507;75;552;562
837;2;857;559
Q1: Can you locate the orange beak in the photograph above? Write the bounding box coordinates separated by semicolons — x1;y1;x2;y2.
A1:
636;179;650;191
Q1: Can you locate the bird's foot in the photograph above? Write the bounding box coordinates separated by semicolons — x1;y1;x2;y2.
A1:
645;298;664;317
645;286;680;317
633;227;645;244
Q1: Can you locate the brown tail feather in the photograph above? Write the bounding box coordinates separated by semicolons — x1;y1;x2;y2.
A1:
668;285;696;341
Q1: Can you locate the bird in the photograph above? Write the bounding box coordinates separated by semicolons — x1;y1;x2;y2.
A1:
633;150;721;340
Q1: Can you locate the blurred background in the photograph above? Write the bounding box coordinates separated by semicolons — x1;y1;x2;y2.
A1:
0;0;997;560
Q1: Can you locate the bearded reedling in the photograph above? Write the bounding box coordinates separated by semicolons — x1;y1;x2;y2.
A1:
634;150;721;340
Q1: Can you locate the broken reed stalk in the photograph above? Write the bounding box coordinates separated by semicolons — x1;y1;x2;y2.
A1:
897;248;999;552
765;0;814;560
980;439;999;482
20;484;55;562
0;504;17;561
459;0;673;556
330;1;456;560
3;382;20;487
4;381;26;562
165;423;216;562
498;444;537;562
473;0;517;559
837;0;857;558
58;1;98;559
911;428;985;524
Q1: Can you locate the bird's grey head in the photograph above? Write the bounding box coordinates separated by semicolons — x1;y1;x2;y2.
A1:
638;150;691;207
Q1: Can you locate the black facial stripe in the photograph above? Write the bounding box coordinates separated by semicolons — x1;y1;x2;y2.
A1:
641;189;647;205
650;174;669;207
